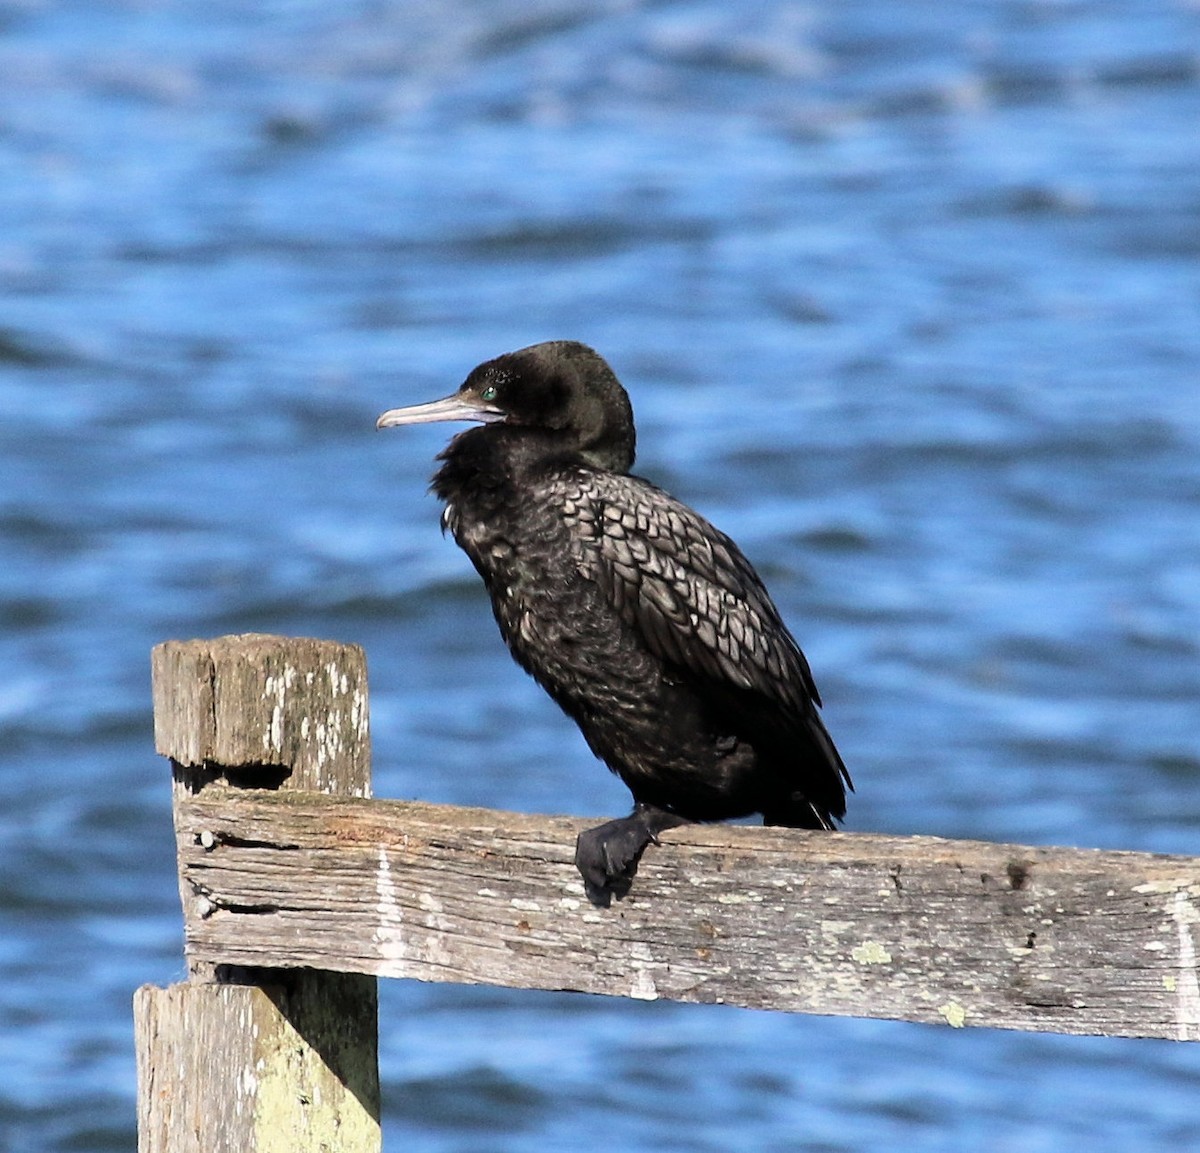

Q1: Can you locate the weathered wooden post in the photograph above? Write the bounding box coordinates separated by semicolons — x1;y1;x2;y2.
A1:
134;634;380;1153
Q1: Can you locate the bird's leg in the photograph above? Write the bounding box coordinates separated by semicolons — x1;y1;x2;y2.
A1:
574;803;690;906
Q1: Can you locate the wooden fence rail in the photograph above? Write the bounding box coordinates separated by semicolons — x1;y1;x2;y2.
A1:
136;635;1200;1150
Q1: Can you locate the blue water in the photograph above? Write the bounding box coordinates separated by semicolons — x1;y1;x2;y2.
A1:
2;1;1199;1149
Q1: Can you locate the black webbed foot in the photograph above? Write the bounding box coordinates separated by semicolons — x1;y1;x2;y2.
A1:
574;804;690;906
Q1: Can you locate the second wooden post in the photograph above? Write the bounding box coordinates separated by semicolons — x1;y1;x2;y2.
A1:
135;633;381;1153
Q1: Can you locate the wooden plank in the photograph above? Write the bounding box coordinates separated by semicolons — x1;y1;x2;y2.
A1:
173;789;1200;1042
137;635;380;1153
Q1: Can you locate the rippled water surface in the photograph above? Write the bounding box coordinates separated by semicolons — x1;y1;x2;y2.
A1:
2;1;1199;1149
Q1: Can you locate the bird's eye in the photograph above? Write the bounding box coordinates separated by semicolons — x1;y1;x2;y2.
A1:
481;385;498;402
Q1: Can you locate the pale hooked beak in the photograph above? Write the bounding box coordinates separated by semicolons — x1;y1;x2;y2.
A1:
376;393;505;430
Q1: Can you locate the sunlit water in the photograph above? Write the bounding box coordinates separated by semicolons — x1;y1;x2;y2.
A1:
1;2;1199;1149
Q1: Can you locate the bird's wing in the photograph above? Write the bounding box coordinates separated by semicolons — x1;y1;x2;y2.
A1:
560;469;823;719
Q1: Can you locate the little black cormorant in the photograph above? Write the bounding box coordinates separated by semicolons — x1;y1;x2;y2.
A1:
377;341;850;904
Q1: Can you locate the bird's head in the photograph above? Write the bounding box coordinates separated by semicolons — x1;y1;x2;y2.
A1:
377;341;636;472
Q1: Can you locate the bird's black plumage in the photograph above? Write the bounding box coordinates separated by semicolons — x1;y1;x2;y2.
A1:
378;341;850;903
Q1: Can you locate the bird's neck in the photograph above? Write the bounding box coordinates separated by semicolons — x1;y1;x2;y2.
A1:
432;425;622;509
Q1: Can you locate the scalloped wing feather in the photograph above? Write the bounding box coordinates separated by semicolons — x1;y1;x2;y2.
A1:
559;470;824;721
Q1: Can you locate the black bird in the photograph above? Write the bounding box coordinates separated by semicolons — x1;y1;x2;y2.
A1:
377;341;850;903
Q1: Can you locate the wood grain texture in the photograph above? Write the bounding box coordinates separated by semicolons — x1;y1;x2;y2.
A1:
139;635;380;1153
152;633;371;795
176;789;1200;1042
135;977;379;1153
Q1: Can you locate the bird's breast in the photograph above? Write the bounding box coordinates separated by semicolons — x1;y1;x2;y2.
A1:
441;493;611;669
442;499;563;629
